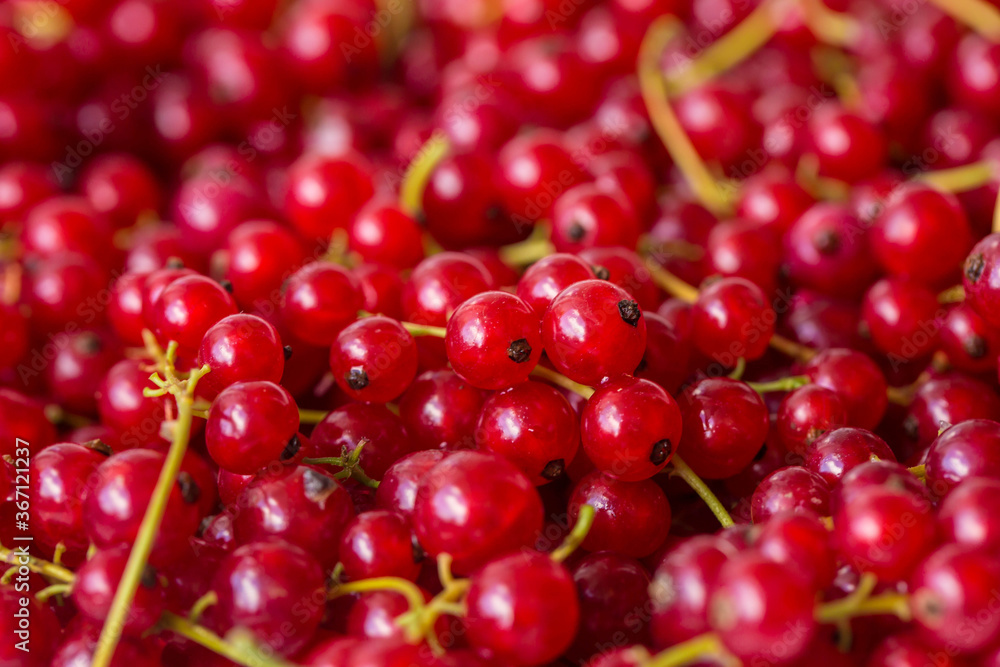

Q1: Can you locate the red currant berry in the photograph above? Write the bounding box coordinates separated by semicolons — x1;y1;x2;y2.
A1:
515;253;598;317
339;510;422;582
330;316;418;403
925;419;1000;498
197;313;285;399
541;279;647;386
72;546;166;635
206;380;299;474
465;551;580;666
446;291;542;390
349;200;425;270
281;261;364;346
755;511;836;589
939;477;1000;553
581;376;681;481
153;274;237;353
412;450;542;573
310;402;416;479
677;377;769;480
776;385;848;457
375;450;450;519
692;277;774;363
569;552;651;661
224;220;310;308
751;466;831;522
402;252;493;327
804;348;888;431
805;427;895;486
650;536;732;648
476;380;580;485
569;471;671;558
398;370;487;451
30;442;108;554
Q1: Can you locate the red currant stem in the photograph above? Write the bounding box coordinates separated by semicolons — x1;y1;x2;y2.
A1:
746;375;811;395
35;583;71;602
304;439;380;488
938;284;966;304
642;632;726;667
916;159;995;193
640;236;706;262
639;16;735;216
666;0;789;96
400;130;450;216
993;178;1000;234
801;0;861;46
52;542;67;566
795;153;851;202
323;227;351;265
498;225;555;267
0;567;15;585
187;591;219;624
437;553;458;589
358;310;447;338
330;576;427;612
1;262;21;305
815;590;912;624
298;408;330;424
768;333;817;362
0;544;75;583
669;456;734;528
550;504;596;563
159;614;296;667
908;464;926;482
529;365;596;399
91;361;211;667
727;357;746;380
646;261;700;304
926;0;1000;41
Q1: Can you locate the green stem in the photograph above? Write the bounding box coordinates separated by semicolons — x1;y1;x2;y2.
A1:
91;364;210;667
0;545;75;583
358;310;446;338
747;375;811;395
727;358;746;380
160;614;294;667
916;159;995;193
670;455;734;528
298;409;330;424
816;590;911;624
400;131;450;216
529;365;595;399
329;576;427;612
36;583;71;602
551;504;595;563
188;591;218;623
645;632;726;667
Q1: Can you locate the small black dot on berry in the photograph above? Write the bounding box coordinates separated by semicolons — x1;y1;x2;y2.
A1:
541;458;565;480
281;434;301;461
176;472;201;505
507;338;533;363
966;253;986;283
618;299;641;327
650;439;672;465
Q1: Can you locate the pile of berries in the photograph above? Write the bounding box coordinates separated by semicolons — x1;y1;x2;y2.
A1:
8;0;1000;665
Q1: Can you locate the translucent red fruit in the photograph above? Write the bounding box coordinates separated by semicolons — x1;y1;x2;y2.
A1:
398;370;487;451
349;200;425;270
805;427;895;486
776;385;848;457
402;252;494;327
804;348;888;431
833;484;936;581
870;185;972;287
581;376;682;481
939;477;1000;553
310;402;416;480
0;586;60;666
708;553;817;664
339;510;421;582
211;540;326;656
962;233;1000;328
691;277;774;364
284;152;374;241
197;313;285;399
412;451;543;574
205;380;300;475
569;471;671;558
861;277;943;362
445;291;543;390
650;537;733;648
465;551;580;666
330;316;418;403
570;552;652;661
224;220;309;308
281;261;364;346
475;380;580;485
541;279;647;386
72;547;166;635
755;511;836;590
152;274;237;353
806;103;887;183
30;442;108;554
677;377;769;480
550;183;641;253
783;202;877;298
751;466;831;523
516;253;598;317
909;544;1000;652
925;419;1000;498
233;465;355;569
375;450;450;519
83;449;202;565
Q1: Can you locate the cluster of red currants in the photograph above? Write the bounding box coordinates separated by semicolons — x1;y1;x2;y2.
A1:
7;0;1000;666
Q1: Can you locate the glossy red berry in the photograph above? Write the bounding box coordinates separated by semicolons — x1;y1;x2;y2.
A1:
751;466;831;522
833;484;935;581
445;291;542;390
925;419;1000;498
398;370;487;451
807;103;887;183
476;380;580;485
330;316;418;403
412;450;542;573
905;375;1000;450
0;586;60;667
776;385;848;457
310;402;417;480
97;359;167;450
349;200;425;270
401;252;493;327
784;203;877;298
569;471;670;558
939;304;1000;375
692;277;774;364
197;313;285;399
339;510;422;582
909;544;1000;652
649;537;732;648
755;511;836;589
465;551;580;666
375;450;450;519
72;547;166;635
581;376;681;481
939;477;1000;553
709;553;817;664
805;427;895;486
804;348;888;431
83;449;202;565
516;253;599;317
569;552;651;661
206;380;299;475
224;220;310;308
234;465;354;569
30;442;108;554
281;261;364;346
541;279;647;386
153;274;237;353
211;539;326;656
284;152;374;241
677;377;769;480
963;233;1000;328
